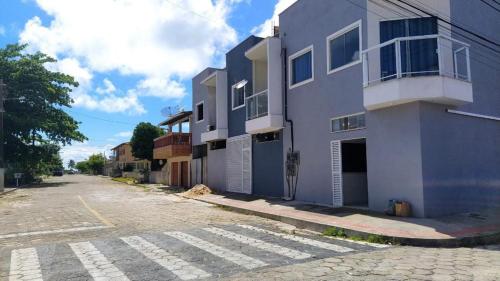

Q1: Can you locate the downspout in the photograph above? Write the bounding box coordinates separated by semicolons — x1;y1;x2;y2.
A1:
281;35;294;151
281;33;299;201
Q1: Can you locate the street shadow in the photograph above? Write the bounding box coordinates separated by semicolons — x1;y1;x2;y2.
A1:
18;181;73;189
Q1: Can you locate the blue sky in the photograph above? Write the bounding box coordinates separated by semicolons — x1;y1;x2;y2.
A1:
0;0;295;164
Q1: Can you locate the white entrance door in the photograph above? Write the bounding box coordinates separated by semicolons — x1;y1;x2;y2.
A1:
226;135;252;194
330;140;343;207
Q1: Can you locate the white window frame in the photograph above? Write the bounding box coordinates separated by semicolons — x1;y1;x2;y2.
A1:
195;101;204;123
231;81;246;111
330;111;366;133
326;20;362;75
288;45;314;90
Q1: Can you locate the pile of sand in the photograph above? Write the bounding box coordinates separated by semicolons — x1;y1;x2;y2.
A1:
182;184;212;197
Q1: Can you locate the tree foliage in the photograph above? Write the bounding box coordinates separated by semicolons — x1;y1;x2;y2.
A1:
76;154;106;175
130;122;163;161
75;161;90;174
0;44;87;182
68;159;76;169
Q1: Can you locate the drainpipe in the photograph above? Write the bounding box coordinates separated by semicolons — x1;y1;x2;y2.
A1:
281;34;294;151
281;34;299;201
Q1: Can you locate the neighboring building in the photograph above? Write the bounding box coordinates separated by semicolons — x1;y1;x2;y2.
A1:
191;67;227;191
111;142;150;174
278;0;499;217
191;36;285;197
152;111;192;187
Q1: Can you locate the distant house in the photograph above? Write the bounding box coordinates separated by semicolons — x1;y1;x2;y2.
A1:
150;111;192;187
111;142;150;179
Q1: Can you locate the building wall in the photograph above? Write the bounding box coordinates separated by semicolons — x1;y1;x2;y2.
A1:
252;134;284;198
366;103;425;217
418;0;500;217
280;0;368;205
207;148;226;192
192;68;217;146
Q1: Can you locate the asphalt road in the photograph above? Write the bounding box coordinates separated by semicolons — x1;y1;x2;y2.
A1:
0;175;499;281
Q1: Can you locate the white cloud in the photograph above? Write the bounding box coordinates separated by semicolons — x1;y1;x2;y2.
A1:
46;58;146;114
134;77;187;99
96;78;116;95
115;131;132;138
251;0;297;37
60;142;115;167
0;26;6;36
19;0;241;114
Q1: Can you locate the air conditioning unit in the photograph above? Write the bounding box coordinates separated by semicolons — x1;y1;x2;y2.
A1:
207;125;215;132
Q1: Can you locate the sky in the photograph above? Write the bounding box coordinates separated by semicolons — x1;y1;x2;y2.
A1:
0;0;297;166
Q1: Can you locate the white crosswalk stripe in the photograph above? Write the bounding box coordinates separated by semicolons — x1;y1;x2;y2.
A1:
237;224;355;253
69;241;129;281
165;231;268;270
203;227;312;260
120;236;211;280
326;236;391;248
9;248;43;281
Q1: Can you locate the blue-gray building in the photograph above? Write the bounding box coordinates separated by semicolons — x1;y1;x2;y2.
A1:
278;0;500;217
192;0;499;218
192;36;284;198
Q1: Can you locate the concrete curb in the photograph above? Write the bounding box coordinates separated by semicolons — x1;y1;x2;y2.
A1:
181;195;500;248
0;188;18;196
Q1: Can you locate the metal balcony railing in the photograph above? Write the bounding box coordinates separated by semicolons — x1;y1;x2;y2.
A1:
362;34;471;87
246;90;268;121
154;133;191;148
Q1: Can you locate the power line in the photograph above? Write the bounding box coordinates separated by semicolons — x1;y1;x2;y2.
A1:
68;110;136;126
375;0;500;66
413;0;499;41
343;0;500;72
396;0;500;49
480;0;500;13
382;0;500;67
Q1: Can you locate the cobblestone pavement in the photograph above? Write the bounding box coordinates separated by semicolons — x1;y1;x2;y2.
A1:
0;175;499;280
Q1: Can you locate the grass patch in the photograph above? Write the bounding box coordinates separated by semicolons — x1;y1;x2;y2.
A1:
112;177;137;184
323;227;347;238
323;227;394;245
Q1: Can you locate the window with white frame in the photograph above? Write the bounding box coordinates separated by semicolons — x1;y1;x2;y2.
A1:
196;102;204;122
232;80;247;110
331;113;365;133
327;20;362;74
289;46;314;88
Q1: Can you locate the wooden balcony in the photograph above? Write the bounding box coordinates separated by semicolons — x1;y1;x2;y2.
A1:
153;133;192;159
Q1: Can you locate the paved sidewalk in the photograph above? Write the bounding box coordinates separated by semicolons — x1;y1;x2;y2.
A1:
0;187;18;196
184;193;500;246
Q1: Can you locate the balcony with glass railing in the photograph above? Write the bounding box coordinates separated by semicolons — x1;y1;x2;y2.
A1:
246;90;268;121
244;37;283;134
362;34;473;110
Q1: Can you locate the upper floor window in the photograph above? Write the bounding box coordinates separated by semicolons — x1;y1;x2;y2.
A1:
331;112;365;133
327;20;362;74
289;45;314;89
196;101;204;123
380;17;438;79
232;80;247;110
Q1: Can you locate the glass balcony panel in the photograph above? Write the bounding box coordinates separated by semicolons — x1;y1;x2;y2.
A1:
246;90;268;120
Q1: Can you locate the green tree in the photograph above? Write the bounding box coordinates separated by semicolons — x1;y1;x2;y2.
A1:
75;161;90;174
68;159;76;169
87;154;106;175
0;44;87;183
130;122;163;161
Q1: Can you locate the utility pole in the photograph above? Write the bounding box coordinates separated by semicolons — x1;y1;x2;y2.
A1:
0;79;6;193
